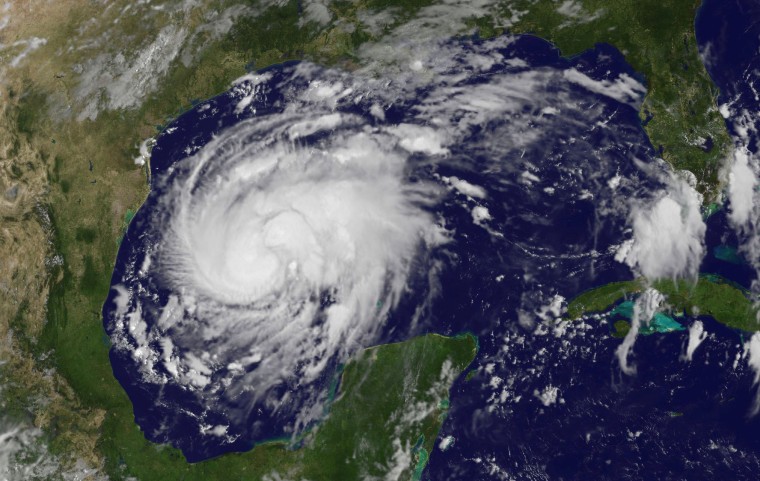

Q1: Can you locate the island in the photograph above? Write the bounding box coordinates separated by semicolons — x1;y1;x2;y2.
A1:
566;274;759;333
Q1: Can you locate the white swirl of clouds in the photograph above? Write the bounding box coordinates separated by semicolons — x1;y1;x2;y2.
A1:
107;36;678;450
161;113;444;385
109;70;449;440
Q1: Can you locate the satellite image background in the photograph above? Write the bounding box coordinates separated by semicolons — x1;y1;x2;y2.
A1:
1;0;760;479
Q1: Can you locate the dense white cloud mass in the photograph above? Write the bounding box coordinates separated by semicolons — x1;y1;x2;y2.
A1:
109;79;449;440
682;320;707;362
728;146;757;226
157;113;443;390
616;172;705;280
612;169;705;374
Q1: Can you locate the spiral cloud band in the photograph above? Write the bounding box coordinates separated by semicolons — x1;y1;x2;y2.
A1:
105;36;685;461
160;112;442;389
106;66;450;457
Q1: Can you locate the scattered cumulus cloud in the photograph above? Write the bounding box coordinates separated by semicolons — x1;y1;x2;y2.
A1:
564;69;646;108
299;0;333;26
76;24;188;120
8;37;47;68
744;332;760;416
533;385;562;406
555;0;605;27
0;416;106;481
443;176;488;199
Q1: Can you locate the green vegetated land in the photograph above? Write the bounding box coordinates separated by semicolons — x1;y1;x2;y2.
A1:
97;333;476;480
566;274;759;332
506;0;730;199
5;0;734;477
18;2;475;476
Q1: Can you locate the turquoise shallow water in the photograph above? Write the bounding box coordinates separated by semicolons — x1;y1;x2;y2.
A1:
714;245;745;265
610;301;685;335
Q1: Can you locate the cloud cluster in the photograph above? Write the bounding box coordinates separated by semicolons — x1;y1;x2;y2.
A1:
719;75;760;414
108;70;450;450
0;415;106;481
720;99;760;297
159;111;443;390
615;288;664;375
616;171;705;281
106;35;677;458
745;332;760;416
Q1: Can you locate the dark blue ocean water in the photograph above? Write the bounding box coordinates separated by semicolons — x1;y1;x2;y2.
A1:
427;4;760;481
104;6;760;477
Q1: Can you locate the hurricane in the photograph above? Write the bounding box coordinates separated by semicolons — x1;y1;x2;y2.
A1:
106;65;451;456
154;105;444;386
104;35;701;461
